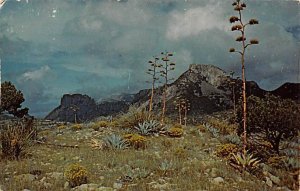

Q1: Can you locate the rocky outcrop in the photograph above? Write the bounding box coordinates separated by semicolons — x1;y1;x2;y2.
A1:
132;64;268;115
45;94;129;122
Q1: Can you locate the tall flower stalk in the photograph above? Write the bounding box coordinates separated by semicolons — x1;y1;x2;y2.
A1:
229;0;259;154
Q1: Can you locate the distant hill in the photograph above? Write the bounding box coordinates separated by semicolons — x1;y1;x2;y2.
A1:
270;82;300;102
45;94;129;123
45;64;299;122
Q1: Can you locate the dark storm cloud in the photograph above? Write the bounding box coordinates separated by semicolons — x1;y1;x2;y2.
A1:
1;0;299;117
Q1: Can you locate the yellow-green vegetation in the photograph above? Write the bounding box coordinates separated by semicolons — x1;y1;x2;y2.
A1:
71;124;83;131
230;151;261;173
207;117;237;135
197;124;206;133
64;163;88;188
115;106;149;129
267;156;286;168
57;125;67;130
173;147;188;159
0;114;298;191
0;119;35;159
123;133;147;149
216;143;238;158
168;125;183;137
89;121;109;131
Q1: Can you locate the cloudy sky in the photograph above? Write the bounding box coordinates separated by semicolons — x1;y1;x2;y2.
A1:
0;0;299;117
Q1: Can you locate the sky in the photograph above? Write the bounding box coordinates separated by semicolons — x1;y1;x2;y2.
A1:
0;0;299;117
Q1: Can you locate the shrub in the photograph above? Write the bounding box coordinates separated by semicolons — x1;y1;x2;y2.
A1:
197;124;206;133
173;147;188;159
71;124;83;131
0;81;29;118
207;117;237;135
267;156;286;168
123;134;147;149
216;143;238;158
89;121;109;131
168;127;183;137
0;118;36;159
57;125;67;130
236;94;300;154
103;134;128;150
64;163;88;187
115;106;149;129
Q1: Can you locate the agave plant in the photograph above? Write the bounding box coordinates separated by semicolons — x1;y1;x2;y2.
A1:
134;120;163;135
159;159;174;175
204;124;220;137
230;150;260;172
224;134;242;145
103;134;128;149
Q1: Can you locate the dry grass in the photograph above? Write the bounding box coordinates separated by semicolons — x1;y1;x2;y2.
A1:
0;119;297;190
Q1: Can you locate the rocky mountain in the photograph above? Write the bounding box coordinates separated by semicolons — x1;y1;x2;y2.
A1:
45;64;299;122
45;94;129;122
132;64;268;115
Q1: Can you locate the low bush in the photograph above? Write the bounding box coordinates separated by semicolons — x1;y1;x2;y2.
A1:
115;106;149;129
207;117;237;135
216;143;238;158
123;133;147;149
64;163;88;187
267;156;286;168
71;124;83;131
168;126;183;138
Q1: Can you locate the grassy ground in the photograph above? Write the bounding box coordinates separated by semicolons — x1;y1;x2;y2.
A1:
0;118;297;191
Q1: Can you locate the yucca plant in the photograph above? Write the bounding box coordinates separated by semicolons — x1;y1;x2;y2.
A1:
103;134;128;150
230;150;260;172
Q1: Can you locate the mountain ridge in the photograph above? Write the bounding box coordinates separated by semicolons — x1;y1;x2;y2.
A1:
45;64;300;122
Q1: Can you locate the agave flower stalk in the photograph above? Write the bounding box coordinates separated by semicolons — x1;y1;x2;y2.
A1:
229;0;259;155
159;51;175;125
146;57;161;119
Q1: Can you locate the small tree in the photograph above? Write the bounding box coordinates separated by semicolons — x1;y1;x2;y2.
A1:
236;94;300;154
146;57;161;118
229;0;259;154
0;81;29;118
159;51;175;124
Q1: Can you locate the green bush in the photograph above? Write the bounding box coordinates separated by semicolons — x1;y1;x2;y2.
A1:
0;81;29;118
236;94;300;154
